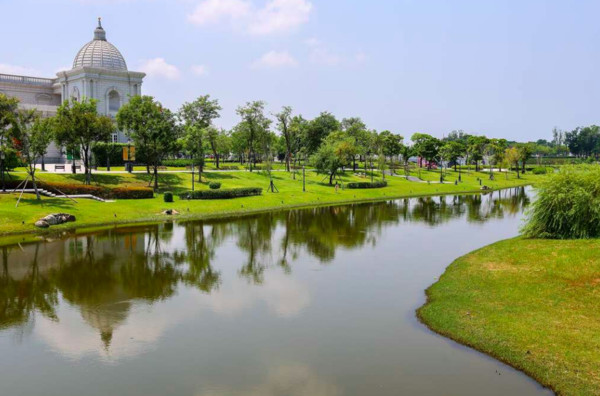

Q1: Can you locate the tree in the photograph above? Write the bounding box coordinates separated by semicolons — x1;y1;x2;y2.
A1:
275;106;294;172
505;147;520;178
117;95;179;191
235;101;271;172
342;117;369;171
0;94;19;188
179;95;222;167
467;135;488;171
411;133;440;170
313;132;355;185
182;124;205;184
440;140;464;171
304;112;340;155
11;110;52;199
378;130;403;174
53;98;114;184
517;143;534;173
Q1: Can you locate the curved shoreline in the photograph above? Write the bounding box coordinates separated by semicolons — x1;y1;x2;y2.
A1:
0;184;532;246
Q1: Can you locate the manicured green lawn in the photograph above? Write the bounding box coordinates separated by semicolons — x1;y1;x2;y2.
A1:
0;167;541;236
418;238;600;396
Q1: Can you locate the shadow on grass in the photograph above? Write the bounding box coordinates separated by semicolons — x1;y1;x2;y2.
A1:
17;196;77;210
133;173;187;193
203;172;238;180
46;173;128;186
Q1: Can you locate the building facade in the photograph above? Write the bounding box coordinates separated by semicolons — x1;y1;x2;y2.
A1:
0;19;145;163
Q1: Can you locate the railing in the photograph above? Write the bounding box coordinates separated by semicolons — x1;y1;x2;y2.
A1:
0;73;55;86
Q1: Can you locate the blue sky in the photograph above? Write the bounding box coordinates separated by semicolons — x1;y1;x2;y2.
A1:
1;0;599;142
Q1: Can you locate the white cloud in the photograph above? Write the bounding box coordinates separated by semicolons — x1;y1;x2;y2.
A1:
0;63;41;76
309;47;342;66
139;58;181;80
188;0;312;36
304;39;343;66
355;51;367;63
248;0;313;35
191;64;209;76
252;50;298;69
187;0;251;25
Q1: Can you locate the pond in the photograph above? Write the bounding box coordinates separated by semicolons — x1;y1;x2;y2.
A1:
0;187;552;396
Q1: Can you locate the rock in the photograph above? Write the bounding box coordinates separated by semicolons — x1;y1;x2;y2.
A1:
163;209;179;215
36;213;76;227
480;185;491;190
35;220;50;228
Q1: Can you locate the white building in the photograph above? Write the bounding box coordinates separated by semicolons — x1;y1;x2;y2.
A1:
0;19;145;163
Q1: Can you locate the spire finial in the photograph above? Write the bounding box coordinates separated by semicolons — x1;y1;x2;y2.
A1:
94;18;106;41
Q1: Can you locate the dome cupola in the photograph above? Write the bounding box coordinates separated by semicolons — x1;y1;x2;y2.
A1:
72;18;128;71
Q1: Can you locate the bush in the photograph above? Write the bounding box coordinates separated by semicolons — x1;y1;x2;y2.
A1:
164;191;173;202
180;187;262;200
92;142;128;167
532;167;548;175
209;182;221;190
346;181;388;189
522;166;600;239
3;180;155;199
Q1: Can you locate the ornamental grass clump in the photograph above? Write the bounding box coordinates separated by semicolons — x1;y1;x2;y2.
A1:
522;165;600;239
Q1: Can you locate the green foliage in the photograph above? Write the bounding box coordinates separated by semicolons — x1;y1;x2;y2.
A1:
531;167;548;175
117;95;180;190
92;142;128;167
180;187;262;200
163;191;174;202
53;98;115;184
209;182;221;190
346;181;388;189
523;166;600;238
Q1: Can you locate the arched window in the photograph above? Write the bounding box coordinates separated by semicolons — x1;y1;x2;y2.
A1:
108;90;120;112
71;87;80;102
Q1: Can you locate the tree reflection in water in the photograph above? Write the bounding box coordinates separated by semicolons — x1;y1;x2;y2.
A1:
0;187;529;347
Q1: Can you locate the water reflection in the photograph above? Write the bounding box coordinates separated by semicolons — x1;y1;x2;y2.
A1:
0;187;529;354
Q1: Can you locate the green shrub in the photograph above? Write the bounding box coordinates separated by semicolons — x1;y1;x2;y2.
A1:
346;181;388;189
3;180;154;199
532;167;548;175
180;187;262;200
92;142;128;167
209;182;221;190
523;166;600;239
163;191;173;202
109;187;154;199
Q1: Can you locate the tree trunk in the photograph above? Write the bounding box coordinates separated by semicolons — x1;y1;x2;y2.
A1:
329;172;334;185
147;164;150;174
353;157;356;172
153;165;159;191
216;153;220;169
84;147;91;185
41;155;45;172
30;169;40;200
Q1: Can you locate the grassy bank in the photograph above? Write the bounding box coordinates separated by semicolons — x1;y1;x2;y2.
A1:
0;167;541;237
418;238;600;395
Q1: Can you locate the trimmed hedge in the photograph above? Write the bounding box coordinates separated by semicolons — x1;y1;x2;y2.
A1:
108;187;154;199
180;187;262;200
346;181;388;189
3;180;154;199
163;191;174;202
209;182;221;190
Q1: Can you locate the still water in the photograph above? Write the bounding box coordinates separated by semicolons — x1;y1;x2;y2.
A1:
0;187;552;396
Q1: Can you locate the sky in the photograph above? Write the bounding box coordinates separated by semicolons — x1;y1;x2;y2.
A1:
1;0;599;142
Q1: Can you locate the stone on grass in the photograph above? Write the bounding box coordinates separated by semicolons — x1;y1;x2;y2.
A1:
35;213;76;228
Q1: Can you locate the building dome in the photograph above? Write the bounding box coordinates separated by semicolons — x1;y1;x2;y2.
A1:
72;19;128;71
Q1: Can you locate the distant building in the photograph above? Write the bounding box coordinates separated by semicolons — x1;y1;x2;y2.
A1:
0;19;145;163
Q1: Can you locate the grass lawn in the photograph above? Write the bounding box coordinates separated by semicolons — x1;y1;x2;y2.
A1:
0;167;542;237
418;238;600;396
